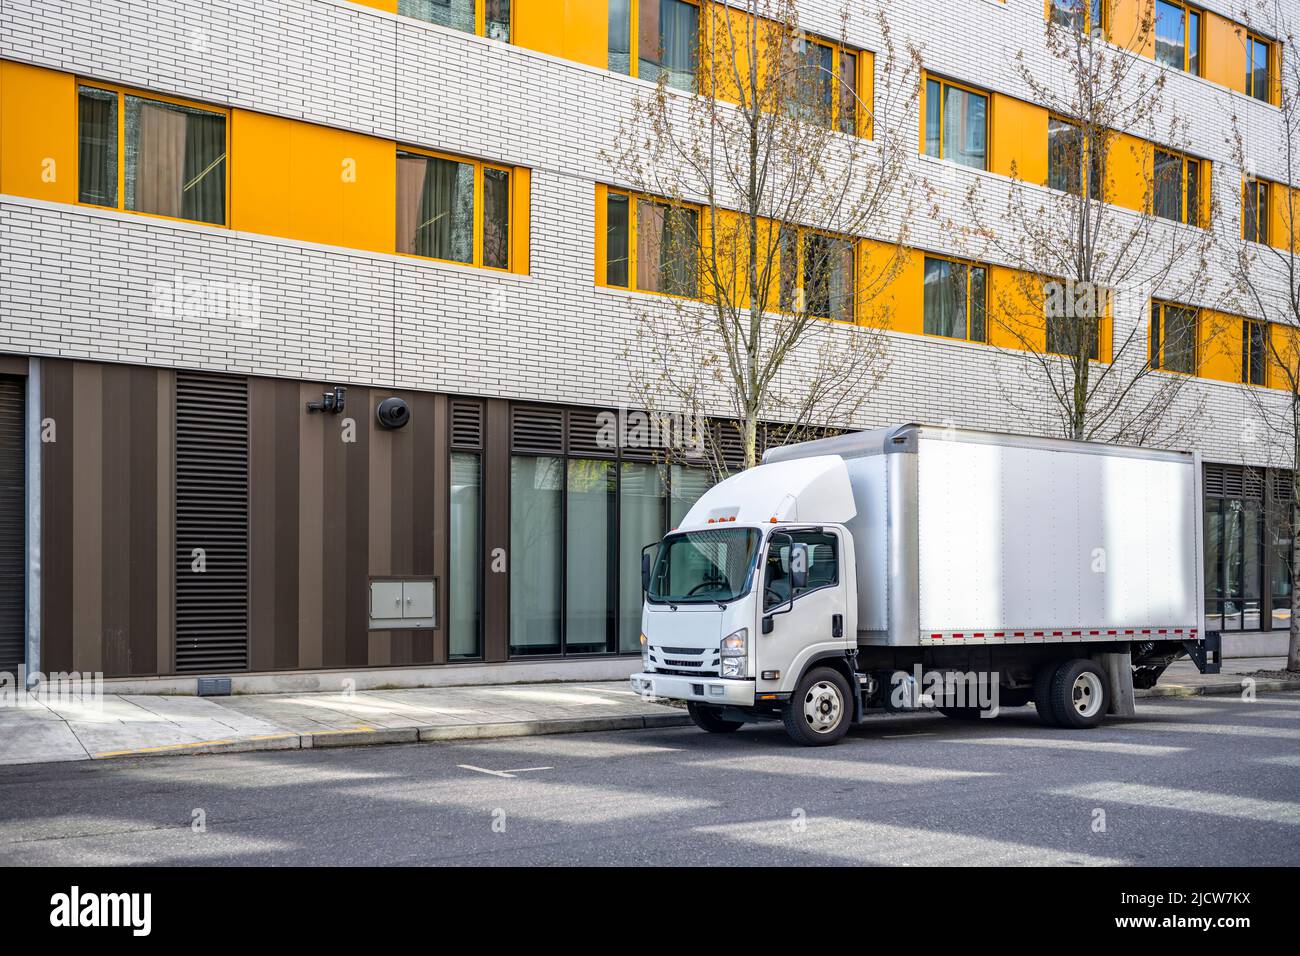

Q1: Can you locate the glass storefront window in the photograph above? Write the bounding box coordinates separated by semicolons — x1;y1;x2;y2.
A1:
449;452;482;659
566;459;616;654
620;462;667;652
510;455;564;655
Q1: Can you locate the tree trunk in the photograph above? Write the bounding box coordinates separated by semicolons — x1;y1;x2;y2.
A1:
743;415;758;471
1291;521;1300;671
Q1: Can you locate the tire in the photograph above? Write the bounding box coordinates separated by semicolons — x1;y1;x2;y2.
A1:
1033;662;1062;727
687;701;744;734
1048;658;1110;729
782;667;853;746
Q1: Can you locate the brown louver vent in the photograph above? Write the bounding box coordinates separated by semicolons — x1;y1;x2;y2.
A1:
0;377;23;673
511;406;564;454
1274;472;1295;502
568;408;615;458
1205;463;1263;501
715;421;747;473
174;372;249;674
450;399;483;449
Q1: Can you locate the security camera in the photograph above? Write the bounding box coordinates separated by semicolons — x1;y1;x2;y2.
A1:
306;386;346;414
376;396;411;429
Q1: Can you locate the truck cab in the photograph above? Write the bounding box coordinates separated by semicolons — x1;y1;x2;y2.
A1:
630;456;862;745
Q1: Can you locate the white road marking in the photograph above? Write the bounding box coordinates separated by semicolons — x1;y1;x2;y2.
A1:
956;736;1188;756
1051;782;1300;826
457;764;553;778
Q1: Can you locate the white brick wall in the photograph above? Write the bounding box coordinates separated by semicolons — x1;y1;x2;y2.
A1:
0;0;1295;469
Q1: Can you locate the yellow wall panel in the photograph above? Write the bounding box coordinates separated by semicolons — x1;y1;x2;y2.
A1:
1105;132;1151;212
988;267;1045;352
515;0;607;69
352;0;397;11
862;244;921;334
1203;13;1245;94
230;110;395;253
1109;0;1155;57
511;165;530;274
0;61;77;204
1198;310;1239;383
991;94;1048;185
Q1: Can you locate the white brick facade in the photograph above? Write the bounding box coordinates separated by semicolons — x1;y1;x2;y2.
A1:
0;0;1295;469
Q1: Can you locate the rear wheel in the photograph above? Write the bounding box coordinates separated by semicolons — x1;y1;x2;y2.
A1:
1033;662;1062;727
687;702;744;734
1049;659;1110;729
782;667;852;746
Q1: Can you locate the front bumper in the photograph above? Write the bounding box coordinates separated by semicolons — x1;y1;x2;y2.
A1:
630;672;756;706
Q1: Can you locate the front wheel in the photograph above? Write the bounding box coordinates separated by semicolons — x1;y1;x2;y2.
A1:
782;667;852;746
687;702;744;734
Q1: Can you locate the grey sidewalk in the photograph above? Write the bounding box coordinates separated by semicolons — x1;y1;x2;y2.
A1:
1;661;1296;769
0;681;690;767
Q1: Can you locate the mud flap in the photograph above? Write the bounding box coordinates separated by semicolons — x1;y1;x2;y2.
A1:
1092;651;1136;717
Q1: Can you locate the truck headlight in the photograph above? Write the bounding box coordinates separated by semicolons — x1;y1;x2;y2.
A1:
720;628;747;678
640;633;653;672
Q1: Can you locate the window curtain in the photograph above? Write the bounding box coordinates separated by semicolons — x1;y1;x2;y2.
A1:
1048;118;1082;194
838;51;857;134
606;193;630;286
923;258;966;338
485;0;510;40
403;155;473;263
944;85;986;169
1153;151;1181;221
802;234;854;321
1154;1;1184;70
1164;306;1197;373
609;0;632;73
77;88;117;207
661;206;698;296
182;110;226;225
924;80;942;157
482;167;510;269
130;101;186;219
658;0;699;91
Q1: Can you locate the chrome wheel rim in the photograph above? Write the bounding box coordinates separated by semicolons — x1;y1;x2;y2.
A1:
803;681;843;734
1071;672;1104;718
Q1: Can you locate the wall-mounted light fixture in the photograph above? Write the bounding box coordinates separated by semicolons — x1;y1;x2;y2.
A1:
306;386;346;414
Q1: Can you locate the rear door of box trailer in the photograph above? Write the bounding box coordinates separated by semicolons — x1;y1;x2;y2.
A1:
913;432;1203;646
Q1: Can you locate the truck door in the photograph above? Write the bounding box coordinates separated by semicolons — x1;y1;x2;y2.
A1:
756;529;850;694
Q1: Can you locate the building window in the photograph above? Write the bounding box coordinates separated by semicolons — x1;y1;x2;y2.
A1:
1246;34;1272;102
785;37;861;135
565;459;617;654
608;0;699;92
779;228;856;322
398;0;511;42
1154;149;1202;226
602;189;699;297
923;255;987;342
619;462;666;653
77;85;227;225
1049;0;1106;35
510;455;564;656
924;77;988;170
396;150;511;269
1155;1;1201;76
1047;117;1105;200
1244;179;1270;244
1149;300;1198;374
1046;305;1101;361
1204;464;1265;632
1242;319;1268;386
449;452;483;659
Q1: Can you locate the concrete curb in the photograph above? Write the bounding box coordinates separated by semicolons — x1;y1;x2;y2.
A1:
1136;679;1300;699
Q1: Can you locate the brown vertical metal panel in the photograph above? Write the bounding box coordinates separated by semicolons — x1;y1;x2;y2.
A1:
273;380;300;670
101;364;131;675
0;376;24;673
344;387;370;668
156;371;174;675
0;356;28;376
297;383;324;669
368;397;393;668
248;378;277;673
483;398;510;662
71;363;102;674
423;392;446;665
41;360;73;673
319;388;346;668
128;366;158;674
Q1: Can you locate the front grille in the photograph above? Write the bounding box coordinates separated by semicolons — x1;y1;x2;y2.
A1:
664;658;702;668
659;646;707;655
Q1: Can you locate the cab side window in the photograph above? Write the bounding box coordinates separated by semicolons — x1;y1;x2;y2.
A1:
763;531;839;610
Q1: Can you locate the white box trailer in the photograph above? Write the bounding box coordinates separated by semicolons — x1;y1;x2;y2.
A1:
630;424;1220;746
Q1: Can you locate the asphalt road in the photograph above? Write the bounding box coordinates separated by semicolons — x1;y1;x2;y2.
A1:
1;693;1297;866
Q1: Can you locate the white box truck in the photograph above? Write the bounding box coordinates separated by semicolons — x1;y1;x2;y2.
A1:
629;424;1221;746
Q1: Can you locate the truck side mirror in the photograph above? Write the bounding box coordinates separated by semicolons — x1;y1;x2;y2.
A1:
641;544;657;593
789;543;809;592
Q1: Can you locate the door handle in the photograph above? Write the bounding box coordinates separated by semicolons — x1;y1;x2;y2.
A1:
832;614;843;638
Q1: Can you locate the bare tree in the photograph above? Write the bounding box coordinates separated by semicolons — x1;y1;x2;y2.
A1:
606;0;920;474
960;1;1215;445
1225;0;1300;671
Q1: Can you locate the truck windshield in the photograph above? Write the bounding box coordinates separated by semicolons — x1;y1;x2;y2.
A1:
648;528;761;604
